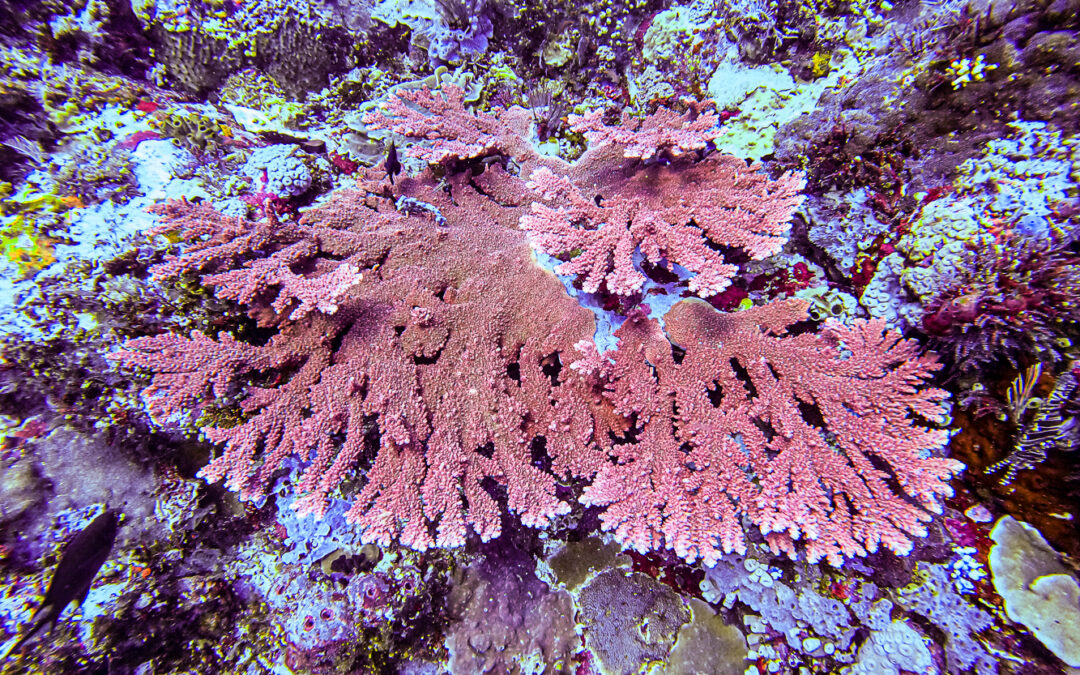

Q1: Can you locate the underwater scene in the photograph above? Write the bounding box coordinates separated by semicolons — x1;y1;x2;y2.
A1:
0;0;1079;672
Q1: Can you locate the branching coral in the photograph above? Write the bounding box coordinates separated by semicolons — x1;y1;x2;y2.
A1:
573;299;960;566
110;96;960;567
521;157;805;297
111;177;616;550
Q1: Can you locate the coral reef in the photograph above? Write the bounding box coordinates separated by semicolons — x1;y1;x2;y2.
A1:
2;0;1079;671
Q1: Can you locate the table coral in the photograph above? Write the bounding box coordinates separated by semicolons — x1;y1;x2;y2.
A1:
521;155;805;298
573;299;961;566
110;174;614;551
110;96;959;568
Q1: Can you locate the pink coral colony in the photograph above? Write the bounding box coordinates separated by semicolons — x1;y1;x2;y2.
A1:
111;96;961;566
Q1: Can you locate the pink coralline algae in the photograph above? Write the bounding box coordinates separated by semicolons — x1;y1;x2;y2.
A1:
571;299;962;567
521;156;806;297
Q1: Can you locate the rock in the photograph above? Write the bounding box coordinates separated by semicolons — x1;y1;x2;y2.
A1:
1022;74;1080;120
0;457;46;528
981;39;1022;73
664;599;747;675
1044;0;1080;26
989;516;1080;668
967;0;1040;29
1021;31;1080;71
1001;15;1040;47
